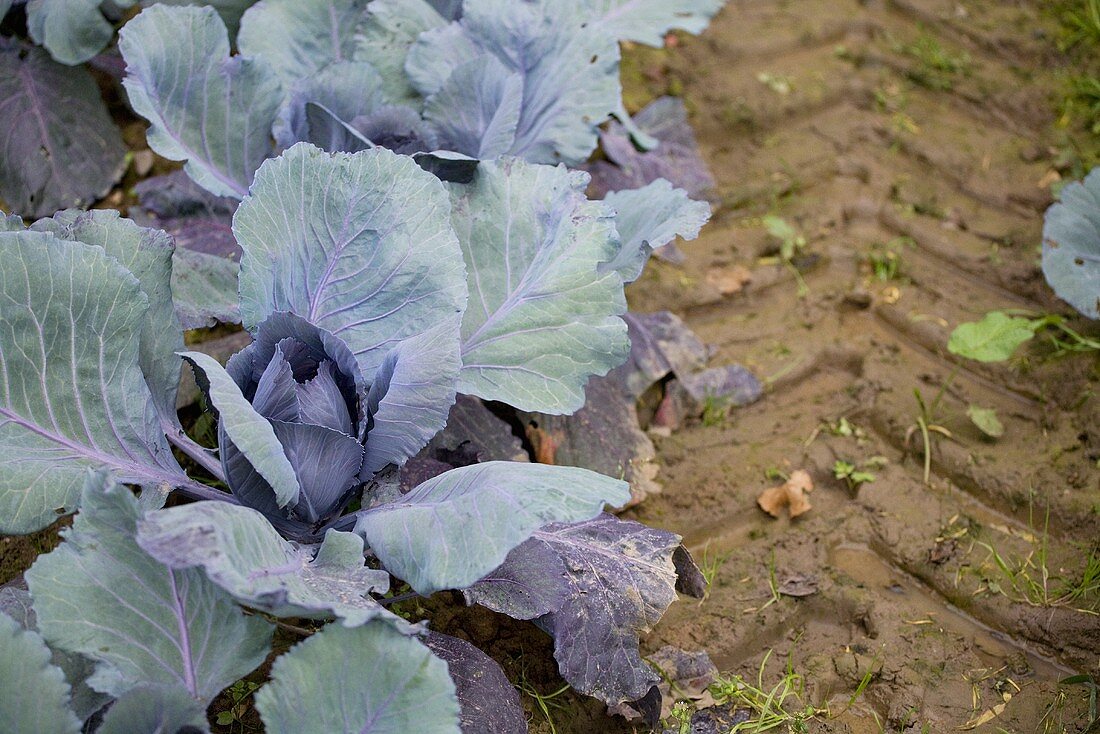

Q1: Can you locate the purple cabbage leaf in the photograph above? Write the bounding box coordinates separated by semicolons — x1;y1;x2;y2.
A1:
0;582;111;722
602;178;712;283
354;0;453;105
236;0;369;85
0;609;82;733
423;632;527;734
586;96;716;201
466;513;704;705
136;500;407;629
406;0;621;165
0;39;126;218
131;171;242;328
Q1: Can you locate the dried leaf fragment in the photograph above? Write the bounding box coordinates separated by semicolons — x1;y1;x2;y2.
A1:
757;470;814;518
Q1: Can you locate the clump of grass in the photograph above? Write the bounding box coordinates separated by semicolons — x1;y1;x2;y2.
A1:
708;652;822;732
517;680;572;734
698;543;732;602
895;32;972;91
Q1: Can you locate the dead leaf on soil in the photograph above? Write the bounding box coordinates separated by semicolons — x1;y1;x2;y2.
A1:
757;470;814;519
777;572;819;597
705;264;752;296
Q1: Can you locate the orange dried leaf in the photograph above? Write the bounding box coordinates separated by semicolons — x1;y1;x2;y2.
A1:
757;470;814;518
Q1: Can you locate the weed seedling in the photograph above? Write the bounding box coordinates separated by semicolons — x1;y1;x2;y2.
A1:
517;680;572;734
905;386;954;485
761;214;810;297
215;679;260;732
699;543;733;602
833;459;877;491
895;31;972;90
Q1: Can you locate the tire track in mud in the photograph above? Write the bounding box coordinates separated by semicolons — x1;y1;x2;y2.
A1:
611;1;1099;731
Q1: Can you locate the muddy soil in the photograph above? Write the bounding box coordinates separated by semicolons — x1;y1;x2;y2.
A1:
529;1;1100;731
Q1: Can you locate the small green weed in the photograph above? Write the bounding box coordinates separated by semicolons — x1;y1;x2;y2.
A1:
698;543;732;602
832;459;877;491
701;394;731;427
517;680;572;734
708;651;822;732
905;386;954;485
761;215;809;298
949;311;1100;364
214;680;260;732
864;237;912;282
895;32;972;90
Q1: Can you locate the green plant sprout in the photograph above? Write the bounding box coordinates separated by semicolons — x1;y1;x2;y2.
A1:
517;680;572;734
832;460;877;491
702;394;732;427
761;214;810;297
215;679;261;732
698;543;733;603
906;386;955;485
894;31;972;91
949;311;1100;364
864;237;912;282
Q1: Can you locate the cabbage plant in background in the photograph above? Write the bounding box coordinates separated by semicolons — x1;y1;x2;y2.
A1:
0;0;257;219
0;141;709;732
117;0;722;326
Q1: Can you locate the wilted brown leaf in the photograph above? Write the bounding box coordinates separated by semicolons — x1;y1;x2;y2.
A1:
757;470;814;518
705;265;753;296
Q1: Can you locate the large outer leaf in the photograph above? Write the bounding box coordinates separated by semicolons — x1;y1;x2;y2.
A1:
238;0;370;85
137;501;401;627
0;583;109;722
423;632;526;734
0;610;81;734
602;180;711;283
25;475;273;703
354;0;449;104
467;514;690;704
361;320;461;477
354;461;629;594
562;0;726;46
234;143;468;376
463;536;569;619
181;351;301;508
0;231;190;534
1042;167;1100;319
534;515;681;703
257;621;462;734
451;159;629;413
96;686;209;734
407;0;620;165
0;41;125;218
31;210;183;430
120;5;282;198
